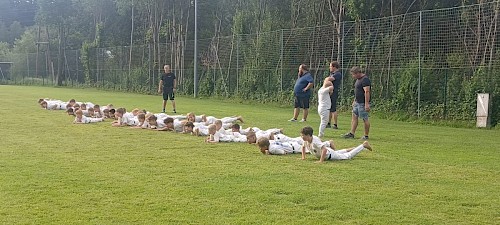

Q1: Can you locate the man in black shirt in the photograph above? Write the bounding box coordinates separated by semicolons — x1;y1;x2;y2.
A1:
342;66;371;140
158;64;177;113
326;61;342;129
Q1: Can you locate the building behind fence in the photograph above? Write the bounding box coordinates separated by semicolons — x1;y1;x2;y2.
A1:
3;2;500;126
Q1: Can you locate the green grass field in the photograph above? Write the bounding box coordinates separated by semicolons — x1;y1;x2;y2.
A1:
0;85;499;224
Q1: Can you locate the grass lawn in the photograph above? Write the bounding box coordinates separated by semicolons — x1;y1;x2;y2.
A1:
0;85;499;224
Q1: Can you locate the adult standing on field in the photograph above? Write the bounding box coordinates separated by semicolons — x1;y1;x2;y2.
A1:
326;61;342;129
158;64;177;113
289;64;314;122
342;66;371;140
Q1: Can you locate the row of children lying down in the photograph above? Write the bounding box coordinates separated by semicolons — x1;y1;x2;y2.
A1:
39;98;373;163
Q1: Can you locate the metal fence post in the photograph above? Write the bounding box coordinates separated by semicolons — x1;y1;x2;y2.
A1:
418;11;422;117
280;29;284;92
236;34;239;94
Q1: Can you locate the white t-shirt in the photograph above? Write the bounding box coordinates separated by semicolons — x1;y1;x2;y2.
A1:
318;87;332;112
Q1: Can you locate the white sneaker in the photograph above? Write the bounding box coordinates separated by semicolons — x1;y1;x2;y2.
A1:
299;119;306;122
289;118;297;122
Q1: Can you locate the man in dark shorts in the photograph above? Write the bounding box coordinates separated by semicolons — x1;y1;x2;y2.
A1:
158;64;177;113
327;61;342;129
289;64;314;122
342;66;371;140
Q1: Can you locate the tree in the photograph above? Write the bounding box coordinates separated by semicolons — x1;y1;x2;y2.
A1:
36;0;77;85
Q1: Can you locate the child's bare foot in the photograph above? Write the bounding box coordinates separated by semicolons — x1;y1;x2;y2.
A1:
363;141;373;151
328;140;336;149
279;128;284;134
193;128;200;136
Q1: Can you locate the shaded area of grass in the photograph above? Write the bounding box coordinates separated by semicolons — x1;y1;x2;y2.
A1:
0;85;498;224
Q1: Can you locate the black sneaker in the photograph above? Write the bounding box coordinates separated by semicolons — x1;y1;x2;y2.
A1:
342;133;354;139
326;123;331;128
360;136;369;140
172;109;177;114
332;124;338;130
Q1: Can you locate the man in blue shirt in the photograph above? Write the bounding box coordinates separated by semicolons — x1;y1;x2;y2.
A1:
289;64;314;122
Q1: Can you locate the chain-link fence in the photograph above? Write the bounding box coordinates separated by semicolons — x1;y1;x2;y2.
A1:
4;2;500;125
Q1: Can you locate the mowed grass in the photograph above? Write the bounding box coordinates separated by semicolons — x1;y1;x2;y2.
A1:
0;85;499;224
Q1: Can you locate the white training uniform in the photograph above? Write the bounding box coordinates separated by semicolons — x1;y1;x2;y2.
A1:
123;112;135;119
212;131;247;142
46;100;65;110
204;116;217;124
303;136;366;160
274;134;304;145
74;116;104;124
84;102;95;109
156;120;166;129
120;116;138;126
317;86;332;138
194;115;204;122
255;128;282;140
240;127;261;135
268;140;304;155
155;113;169;120
173;119;184;132
194;125;209;136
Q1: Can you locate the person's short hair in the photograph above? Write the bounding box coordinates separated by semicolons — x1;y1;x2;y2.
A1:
75;109;83;115
257;137;270;149
38;98;45;103
184;121;194;128
300;64;309;71
109;108;116;114
137;113;146;120
208;124;216;132
66;108;74;113
141;109;147;114
164;117;174;124
69;99;76;103
66;103;72;109
116;108;125;115
330;61;340;69
87;107;94;112
301;126;314;136
214;120;222;125
103;109;110;114
231;124;240;130
94;104;100;109
148;115;157;121
350;66;362;74
73;103;80;108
